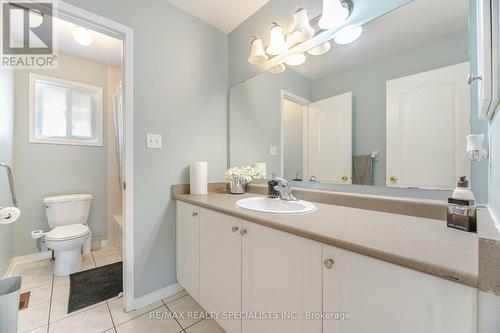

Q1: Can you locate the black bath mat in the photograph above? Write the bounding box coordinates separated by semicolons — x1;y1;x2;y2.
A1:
68;261;122;313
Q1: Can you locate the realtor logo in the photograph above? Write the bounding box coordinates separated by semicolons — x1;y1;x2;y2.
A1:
1;0;57;68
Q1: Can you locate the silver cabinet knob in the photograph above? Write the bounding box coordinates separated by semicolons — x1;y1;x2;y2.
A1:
468;74;482;85
232;226;239;233
192;212;198;217
240;228;248;236
324;258;334;269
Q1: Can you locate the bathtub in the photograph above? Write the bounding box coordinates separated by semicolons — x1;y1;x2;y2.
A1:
113;214;123;256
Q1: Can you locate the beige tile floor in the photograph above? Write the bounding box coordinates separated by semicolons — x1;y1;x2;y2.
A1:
10;246;225;333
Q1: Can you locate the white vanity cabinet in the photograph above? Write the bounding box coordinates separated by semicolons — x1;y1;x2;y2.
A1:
176;201;477;333
199;208;242;333
323;245;477;333
176;201;200;301
241;221;323;333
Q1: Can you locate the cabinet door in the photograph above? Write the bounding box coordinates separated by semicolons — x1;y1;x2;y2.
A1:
242;221;322;333
323;245;477;333
176;201;200;301
199;208;242;333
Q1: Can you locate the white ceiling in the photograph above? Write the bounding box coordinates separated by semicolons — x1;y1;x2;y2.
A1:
293;0;469;80
54;17;122;67
165;0;269;33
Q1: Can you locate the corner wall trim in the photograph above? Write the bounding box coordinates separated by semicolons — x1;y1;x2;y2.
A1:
3;251;52;278
134;283;184;310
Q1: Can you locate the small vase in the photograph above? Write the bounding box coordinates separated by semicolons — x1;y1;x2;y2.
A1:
228;177;247;194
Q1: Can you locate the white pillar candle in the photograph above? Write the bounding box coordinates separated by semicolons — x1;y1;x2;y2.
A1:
190;161;208;195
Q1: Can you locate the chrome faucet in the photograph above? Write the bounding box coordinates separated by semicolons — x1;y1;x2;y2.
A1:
273;178;298;201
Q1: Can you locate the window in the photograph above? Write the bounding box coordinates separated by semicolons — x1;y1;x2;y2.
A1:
29;74;103;146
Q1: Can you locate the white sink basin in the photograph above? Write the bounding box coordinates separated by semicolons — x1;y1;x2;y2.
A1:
235;197;316;214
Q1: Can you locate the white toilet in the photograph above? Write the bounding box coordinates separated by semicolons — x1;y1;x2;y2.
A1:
43;194;93;276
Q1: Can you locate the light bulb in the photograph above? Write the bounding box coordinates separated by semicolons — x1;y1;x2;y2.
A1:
73;26;93;46
334;26;363;45
248;36;268;64
289;8;315;44
318;0;349;30
285;53;306;66
266;23;288;55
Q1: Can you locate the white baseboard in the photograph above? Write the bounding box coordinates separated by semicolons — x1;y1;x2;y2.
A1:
134;283;184;310
3;251;52;278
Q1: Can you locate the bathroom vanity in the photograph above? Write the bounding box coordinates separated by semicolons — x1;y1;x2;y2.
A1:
174;191;478;333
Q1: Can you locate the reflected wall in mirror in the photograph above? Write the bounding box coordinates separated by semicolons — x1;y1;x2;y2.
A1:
230;0;474;192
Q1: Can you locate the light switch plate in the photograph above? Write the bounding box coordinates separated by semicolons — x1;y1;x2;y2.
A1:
147;133;162;149
270;146;277;156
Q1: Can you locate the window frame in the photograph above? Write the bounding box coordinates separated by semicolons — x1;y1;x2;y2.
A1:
29;73;103;147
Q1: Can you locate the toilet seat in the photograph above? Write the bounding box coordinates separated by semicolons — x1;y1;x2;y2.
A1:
45;224;90;241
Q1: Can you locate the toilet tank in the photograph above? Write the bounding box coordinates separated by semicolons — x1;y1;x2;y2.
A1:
44;194;93;228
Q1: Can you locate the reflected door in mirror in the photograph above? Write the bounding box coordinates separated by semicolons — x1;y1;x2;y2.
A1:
306;92;353;184
386;63;470;190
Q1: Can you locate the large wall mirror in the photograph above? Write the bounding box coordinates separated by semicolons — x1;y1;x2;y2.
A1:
230;0;480;199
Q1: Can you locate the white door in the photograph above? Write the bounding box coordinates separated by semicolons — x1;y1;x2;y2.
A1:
176;201;200;301
386;62;470;189
241;221;322;333
307;92;353;184
323;245;477;333
199;208;242;333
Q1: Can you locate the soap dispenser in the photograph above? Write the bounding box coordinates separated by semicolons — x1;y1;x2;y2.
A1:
447;176;476;232
452;176;475;201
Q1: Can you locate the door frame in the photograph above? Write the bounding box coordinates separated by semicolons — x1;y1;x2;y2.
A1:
280;90;310;179
57;1;135;312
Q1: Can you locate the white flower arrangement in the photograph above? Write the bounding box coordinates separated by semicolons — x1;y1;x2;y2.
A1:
225;165;264;183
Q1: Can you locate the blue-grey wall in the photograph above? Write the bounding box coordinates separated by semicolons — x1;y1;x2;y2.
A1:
13;53;108;256
228;0;412;86
230;69;311;175
65;0;228;298
312;30;470;188
0;69;15;275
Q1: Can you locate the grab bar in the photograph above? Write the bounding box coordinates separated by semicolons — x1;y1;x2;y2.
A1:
0;163;18;207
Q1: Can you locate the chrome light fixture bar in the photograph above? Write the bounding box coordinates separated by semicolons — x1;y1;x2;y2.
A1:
247;0;355;73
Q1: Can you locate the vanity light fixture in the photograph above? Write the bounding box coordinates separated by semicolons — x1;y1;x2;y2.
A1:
268;63;286;74
266;23;288;55
73;26;93;46
334;25;363;45
248;36;268;64
318;0;350;30
288;8;315;44
285;53;306;66
308;41;331;55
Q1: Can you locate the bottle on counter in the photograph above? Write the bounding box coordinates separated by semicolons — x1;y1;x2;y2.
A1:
447;176;477;232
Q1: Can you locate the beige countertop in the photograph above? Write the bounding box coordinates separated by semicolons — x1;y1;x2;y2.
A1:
173;192;479;288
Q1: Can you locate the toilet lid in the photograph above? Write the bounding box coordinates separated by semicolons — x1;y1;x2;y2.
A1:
45;224;90;241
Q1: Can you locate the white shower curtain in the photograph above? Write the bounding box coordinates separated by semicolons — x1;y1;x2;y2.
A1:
112;83;124;185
